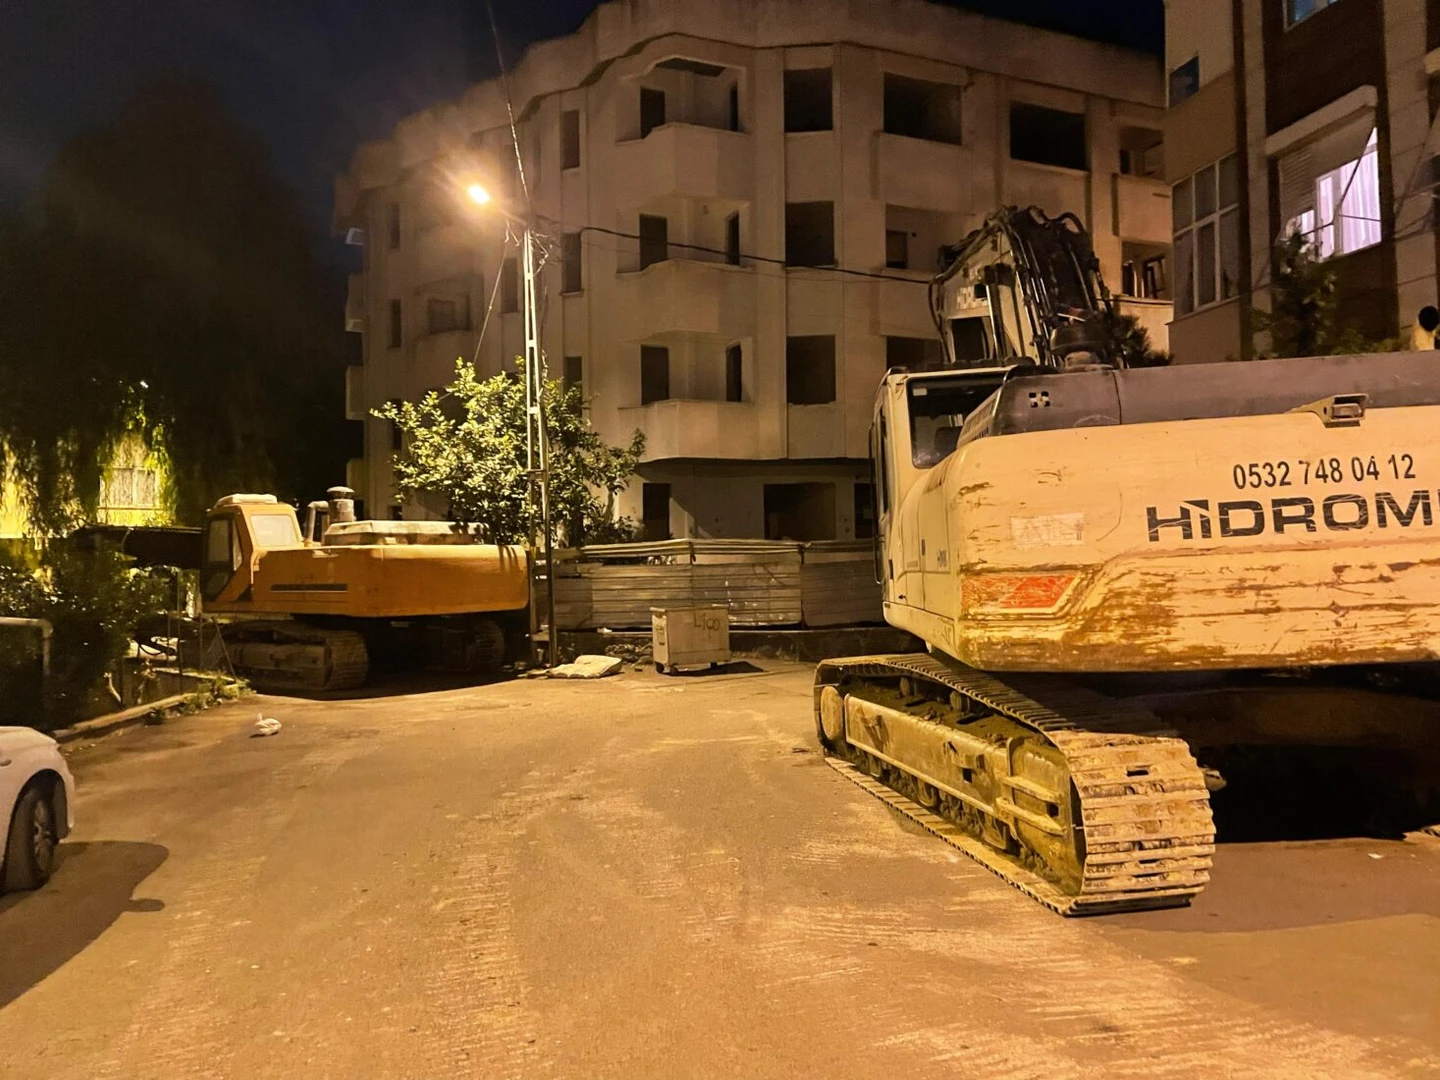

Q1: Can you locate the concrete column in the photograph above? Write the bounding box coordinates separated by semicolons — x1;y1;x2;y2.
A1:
1384;0;1437;330
1241;0;1272;352
1087;97;1122;286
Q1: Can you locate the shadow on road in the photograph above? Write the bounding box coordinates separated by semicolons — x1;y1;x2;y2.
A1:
0;840;167;1008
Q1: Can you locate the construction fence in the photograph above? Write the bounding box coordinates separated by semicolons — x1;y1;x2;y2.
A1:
548;539;883;631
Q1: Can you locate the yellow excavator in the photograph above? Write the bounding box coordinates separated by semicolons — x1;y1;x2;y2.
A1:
817;207;1440;913
197;487;529;692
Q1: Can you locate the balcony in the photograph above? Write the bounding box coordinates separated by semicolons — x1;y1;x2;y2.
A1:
345;365;366;421
1006;161;1089;223
345;273;365;333
787;403;845;459
414;329;476;389
614;259;755;340
618;399;760;461
873;133;971;213
413;222;476;286
614;124;752;207
1114;174;1171;242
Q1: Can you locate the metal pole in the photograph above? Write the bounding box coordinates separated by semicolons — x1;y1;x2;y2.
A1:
521;225;558;668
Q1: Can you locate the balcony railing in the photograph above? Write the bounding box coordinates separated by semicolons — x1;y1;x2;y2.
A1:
614;259;755;339
1114;173;1172;242
618;399;760;461
613;124;752;206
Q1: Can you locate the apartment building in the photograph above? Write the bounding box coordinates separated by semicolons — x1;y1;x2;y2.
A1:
334;0;1171;541
1165;0;1440;363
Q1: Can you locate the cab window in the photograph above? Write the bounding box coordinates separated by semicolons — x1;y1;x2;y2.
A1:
908;374;1005;467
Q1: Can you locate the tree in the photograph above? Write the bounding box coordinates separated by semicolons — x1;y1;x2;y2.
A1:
1104;309;1171;367
0;78;354;531
1254;230;1341;358
374;358;645;546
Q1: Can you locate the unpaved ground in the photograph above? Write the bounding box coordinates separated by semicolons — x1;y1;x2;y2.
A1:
1;663;1437;1079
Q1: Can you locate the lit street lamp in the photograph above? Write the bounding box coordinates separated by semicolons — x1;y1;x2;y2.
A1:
465;180;557;669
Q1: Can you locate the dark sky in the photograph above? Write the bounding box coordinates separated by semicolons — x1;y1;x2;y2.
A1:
0;1;1162;237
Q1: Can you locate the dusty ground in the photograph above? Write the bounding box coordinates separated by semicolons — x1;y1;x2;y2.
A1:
1;662;1437;1079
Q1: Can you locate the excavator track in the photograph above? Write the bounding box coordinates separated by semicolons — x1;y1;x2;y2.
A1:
209;621;370;693
815;654;1215;915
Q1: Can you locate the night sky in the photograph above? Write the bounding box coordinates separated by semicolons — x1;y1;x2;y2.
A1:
0;1;1162;241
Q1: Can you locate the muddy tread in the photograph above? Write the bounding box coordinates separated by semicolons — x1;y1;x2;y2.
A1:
816;653;1216;916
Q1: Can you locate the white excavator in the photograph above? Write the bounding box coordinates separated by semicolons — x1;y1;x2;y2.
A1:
817;207;1440;913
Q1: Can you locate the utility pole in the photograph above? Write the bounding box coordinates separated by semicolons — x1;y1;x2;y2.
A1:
520;223;558;669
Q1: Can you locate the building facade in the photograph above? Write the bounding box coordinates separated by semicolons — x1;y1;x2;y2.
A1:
1165;0;1440;364
335;0;1171;540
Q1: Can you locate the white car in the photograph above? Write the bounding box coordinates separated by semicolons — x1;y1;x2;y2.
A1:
0;727;74;892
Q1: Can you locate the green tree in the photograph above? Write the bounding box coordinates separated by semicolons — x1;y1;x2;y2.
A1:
0;78;354;532
1254;230;1341;358
375;358;645;546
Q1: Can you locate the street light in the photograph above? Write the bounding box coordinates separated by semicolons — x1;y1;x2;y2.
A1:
463;177;557;670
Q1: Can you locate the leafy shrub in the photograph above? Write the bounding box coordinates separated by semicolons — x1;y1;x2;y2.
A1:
0;544;167;728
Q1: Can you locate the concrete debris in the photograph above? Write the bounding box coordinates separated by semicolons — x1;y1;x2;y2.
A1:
253;714;282;737
603;641;654;665
547;654;624;679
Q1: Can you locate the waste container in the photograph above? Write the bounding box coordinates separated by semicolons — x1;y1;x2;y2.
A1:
651;605;730;674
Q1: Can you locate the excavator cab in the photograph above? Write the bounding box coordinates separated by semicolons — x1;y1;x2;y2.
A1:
200;495;303;606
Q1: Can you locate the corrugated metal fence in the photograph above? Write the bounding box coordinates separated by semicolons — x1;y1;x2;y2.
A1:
550;539;882;630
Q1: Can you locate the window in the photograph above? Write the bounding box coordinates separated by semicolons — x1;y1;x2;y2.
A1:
728;85;741;132
561;110;581;169
388;299;402;348
1172;154;1240;317
1009;103;1087;170
387;202;401;249
885;229;909;270
641;345;670;404
501;258;518;313
102;467;160;509
1119;127;1163;178
786;335;836;404
854;482;875;540
388;403;403;452
563;355;583;391
883;74;962;144
562;232;582;293
426;297;468;334
250;512;301;549
639;215;669;269
642;482;670;541
784;69;832;132
725;343;743;402
640;87;666;138
1169;57;1200;107
886;336;943;370
1288;0;1340;27
725;213;741;266
1284;129;1381;261
764;483;836;541
785;202;835;267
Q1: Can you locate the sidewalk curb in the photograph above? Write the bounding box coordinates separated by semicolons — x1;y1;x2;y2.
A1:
52;693;195;745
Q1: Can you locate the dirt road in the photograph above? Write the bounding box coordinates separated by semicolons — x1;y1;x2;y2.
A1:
2;663;1437;1078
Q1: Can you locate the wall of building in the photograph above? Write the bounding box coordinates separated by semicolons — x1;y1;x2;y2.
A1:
1166;0;1236;88
337;0;1170;538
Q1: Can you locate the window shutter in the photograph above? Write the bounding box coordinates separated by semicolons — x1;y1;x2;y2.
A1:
1278;144;1316;230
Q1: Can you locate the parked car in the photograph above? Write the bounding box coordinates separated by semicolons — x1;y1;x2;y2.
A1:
0;727;74;892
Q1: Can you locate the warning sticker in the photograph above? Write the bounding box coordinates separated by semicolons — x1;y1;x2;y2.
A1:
1010;513;1085;548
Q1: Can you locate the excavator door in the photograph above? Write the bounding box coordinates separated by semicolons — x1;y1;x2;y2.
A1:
201;510;246;604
